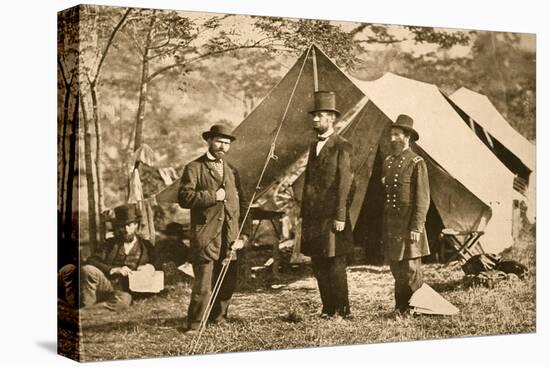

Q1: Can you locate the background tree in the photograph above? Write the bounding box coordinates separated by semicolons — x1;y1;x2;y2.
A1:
59;6;534;220
119;10;285;152
58;7;80;246
68;5;133;246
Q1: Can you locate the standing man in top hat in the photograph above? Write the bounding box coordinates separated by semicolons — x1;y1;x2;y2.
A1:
178;124;251;334
381;114;430;316
58;203;156;310
300;91;355;319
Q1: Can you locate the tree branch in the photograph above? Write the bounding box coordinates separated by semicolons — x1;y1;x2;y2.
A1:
92;8;132;85
148;28;172;51
57;56;69;86
122;27;145;57
355;38;402;45
348;23;369;37
146;41;271;83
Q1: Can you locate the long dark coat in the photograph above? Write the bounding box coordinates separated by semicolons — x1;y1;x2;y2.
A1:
381;148;430;262
178;154;251;262
300;134;355;258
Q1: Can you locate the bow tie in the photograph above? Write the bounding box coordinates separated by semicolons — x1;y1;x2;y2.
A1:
317;135;329;141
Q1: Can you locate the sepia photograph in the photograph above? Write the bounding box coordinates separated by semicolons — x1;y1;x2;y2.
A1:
54;2;539;363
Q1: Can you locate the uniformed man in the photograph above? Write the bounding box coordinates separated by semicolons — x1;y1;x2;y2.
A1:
381;114;430;316
301;91;355;319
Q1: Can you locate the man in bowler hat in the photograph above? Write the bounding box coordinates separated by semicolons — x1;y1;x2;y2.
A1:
381;114;430;316
58;203;156;309
178;124;251;334
300;91;355;319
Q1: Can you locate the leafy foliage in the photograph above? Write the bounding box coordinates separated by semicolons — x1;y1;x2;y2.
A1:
60;5;535;212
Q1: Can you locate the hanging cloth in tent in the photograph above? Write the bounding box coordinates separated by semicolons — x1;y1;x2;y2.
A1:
128;164;157;245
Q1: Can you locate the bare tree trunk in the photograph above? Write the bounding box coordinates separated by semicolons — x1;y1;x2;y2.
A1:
63;96;78;243
90;87;105;241
59;85;71;226
490;33;509;112
133;11;156;151
81;94;98;251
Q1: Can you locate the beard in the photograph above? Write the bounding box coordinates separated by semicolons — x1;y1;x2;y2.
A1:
390;140;405;154
116;231;136;243
124;233;136;243
210;149;226;160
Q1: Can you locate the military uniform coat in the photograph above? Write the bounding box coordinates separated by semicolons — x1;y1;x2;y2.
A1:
301;133;354;258
178;154;250;262
382;148;430;262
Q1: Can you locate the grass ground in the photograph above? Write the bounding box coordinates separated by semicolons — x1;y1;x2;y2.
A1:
58;225;536;362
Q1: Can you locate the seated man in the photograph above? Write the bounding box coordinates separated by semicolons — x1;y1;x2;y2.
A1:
58;203;156;310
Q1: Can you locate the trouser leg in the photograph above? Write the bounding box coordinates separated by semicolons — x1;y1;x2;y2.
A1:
389;261;404;311
209;258;239;322
186;261;214;330
311;257;334;315
58;264;78;306
390;258;423;312
403;257;423;307
329;255;350;316
80;265;114;308
104;290;133;310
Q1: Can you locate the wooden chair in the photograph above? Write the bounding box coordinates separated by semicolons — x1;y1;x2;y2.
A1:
439;228;485;265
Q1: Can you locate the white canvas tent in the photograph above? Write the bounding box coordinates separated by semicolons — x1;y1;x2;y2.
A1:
156;46;517;257
449;87;536;222
355;73;516;254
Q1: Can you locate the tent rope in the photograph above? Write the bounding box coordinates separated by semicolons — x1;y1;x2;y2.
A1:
188;45;313;355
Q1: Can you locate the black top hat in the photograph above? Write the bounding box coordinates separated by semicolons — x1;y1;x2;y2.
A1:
392;114;419;141
113;204;141;226
309;91;340;116
202;124;236;141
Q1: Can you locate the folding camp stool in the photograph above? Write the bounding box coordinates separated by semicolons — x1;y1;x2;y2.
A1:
439;229;485;265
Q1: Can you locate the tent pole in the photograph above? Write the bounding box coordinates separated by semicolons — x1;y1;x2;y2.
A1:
312;46;318;92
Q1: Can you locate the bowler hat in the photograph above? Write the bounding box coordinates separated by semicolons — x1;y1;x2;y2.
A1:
113;204;141;226
309;91;340;116
202;124;236;141
392;114;419;141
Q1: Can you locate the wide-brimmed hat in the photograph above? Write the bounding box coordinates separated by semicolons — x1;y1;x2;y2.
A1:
201;124;236;141
113;204;141;226
308;91;340;116
392;114;419;141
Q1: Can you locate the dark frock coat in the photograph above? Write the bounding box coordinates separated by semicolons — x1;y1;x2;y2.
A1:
178;154;251;262
301;133;355;258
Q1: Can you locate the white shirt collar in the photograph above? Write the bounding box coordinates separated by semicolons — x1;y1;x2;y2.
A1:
315;128;335;156
206;151;217;161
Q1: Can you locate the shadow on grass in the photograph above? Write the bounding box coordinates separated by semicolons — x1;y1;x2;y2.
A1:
348;266;387;274
428;278;464;293
81;316;187;333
